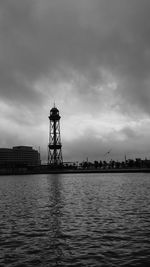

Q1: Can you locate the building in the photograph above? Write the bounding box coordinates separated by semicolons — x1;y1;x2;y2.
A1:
0;146;41;167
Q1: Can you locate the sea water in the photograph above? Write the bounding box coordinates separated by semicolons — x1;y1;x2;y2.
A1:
0;173;150;266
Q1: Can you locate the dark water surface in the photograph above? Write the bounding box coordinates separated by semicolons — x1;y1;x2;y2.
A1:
0;173;150;266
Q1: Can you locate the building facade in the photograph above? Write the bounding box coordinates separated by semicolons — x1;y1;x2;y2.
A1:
0;146;41;167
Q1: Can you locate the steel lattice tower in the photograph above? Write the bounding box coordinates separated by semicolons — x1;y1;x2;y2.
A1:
48;105;63;166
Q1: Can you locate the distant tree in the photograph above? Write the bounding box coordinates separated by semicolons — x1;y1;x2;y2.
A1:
115;161;120;169
103;160;107;169
99;161;103;169
94;161;99;169
128;159;134;168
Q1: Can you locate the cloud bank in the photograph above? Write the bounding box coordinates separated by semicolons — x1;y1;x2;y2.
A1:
1;0;150;161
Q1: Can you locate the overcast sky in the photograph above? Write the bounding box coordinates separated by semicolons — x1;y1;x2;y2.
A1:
1;0;150;162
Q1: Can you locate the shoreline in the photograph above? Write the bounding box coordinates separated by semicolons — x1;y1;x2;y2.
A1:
1;167;150;175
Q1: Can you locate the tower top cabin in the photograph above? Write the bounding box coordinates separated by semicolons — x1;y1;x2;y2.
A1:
49;106;61;121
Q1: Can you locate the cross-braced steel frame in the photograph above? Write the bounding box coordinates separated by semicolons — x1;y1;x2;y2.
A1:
48;107;63;166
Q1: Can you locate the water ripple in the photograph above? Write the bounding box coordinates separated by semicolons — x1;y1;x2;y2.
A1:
0;173;150;266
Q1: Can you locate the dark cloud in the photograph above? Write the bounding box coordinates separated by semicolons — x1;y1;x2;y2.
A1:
1;0;150;160
1;0;150;109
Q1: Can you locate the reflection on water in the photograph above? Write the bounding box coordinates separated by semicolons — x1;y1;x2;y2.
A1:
46;175;63;264
46;175;72;265
0;173;150;266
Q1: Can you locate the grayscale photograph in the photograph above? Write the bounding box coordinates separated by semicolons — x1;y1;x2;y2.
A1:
0;0;150;266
